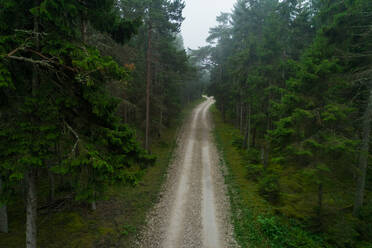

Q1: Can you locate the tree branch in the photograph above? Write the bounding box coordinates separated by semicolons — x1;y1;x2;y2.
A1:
64;120;80;156
3;47;77;72
26;49;77;72
6;55;52;68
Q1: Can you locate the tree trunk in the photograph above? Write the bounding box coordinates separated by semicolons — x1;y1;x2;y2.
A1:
160;110;163;129
318;183;323;218
264;145;269;168
48;170;55;203
26;4;39;246
240;102;244;133
124;103;128;123
81;9;88;44
317;183;323;229
263;111;271;168
261;141;269;168
353;86;372;216
219;65;222;83
235;103;239;128
91;201;97;211
145;23;152;151
221;102;226;122
26;169;37;248
243;103;251;150
243;120;249;150
252;128;256;148
0;178;8;233
0;204;7;234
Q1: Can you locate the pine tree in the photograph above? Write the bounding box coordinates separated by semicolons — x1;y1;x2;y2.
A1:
0;1;151;246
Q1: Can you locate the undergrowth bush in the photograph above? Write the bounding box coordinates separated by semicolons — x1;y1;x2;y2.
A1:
258;174;280;203
232;135;244;149
242;148;260;163
258;215;324;248
246;163;264;180
325;214;358;248
358;201;372;243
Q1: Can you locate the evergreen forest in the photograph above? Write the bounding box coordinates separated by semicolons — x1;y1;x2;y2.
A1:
0;0;371;247
204;0;372;247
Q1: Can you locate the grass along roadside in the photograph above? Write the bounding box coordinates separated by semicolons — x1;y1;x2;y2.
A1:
211;105;325;248
0;98;203;248
119;97;205;246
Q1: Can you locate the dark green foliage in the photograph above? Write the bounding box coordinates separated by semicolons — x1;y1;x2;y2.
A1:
246;163;264;181
0;0;150;183
115;0;201;137
0;0;202;246
324;214;358;248
257;215;325;248
0;0;159;245
213;110;326;248
204;0;372;246
232;135;244;149
358;200;372;243
258;174;280;203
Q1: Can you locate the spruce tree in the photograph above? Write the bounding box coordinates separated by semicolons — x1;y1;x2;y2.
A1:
0;1;152;246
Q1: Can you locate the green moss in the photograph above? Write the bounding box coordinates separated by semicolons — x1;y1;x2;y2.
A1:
63;213;85;232
98;226;115;236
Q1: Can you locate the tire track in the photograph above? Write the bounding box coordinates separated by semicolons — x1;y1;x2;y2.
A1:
137;97;238;248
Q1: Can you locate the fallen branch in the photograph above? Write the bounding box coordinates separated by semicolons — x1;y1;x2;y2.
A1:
38;194;74;211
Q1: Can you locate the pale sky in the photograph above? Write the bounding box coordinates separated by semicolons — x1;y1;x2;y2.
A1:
181;0;236;50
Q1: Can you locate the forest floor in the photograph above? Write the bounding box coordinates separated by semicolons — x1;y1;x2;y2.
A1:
137;97;238;248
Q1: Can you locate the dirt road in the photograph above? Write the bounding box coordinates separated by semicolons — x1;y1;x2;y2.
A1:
137;97;238;248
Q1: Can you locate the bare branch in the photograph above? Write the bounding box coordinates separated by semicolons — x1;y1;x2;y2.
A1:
7;47;22;57
64;120;80;156
26;49;77;72
6;55;53;68
3;46;77;72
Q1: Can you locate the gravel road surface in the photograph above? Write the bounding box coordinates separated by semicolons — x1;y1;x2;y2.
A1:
137;97;238;248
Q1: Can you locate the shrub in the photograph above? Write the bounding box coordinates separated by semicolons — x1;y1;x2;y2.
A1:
246;163;264;180
325;214;359;248
242;148;260;163
232;135;244;149
358;201;372;243
258;215;284;244
258;173;280;203
257;215;324;248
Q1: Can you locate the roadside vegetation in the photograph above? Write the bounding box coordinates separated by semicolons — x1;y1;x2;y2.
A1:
197;0;372;247
213;105;372;248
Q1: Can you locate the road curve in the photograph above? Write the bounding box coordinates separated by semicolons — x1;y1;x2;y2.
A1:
137;97;238;248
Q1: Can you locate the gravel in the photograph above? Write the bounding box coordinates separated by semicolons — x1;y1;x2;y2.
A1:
136;98;239;248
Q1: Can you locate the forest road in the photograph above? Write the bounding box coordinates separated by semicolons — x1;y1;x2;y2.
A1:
137;97;238;248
